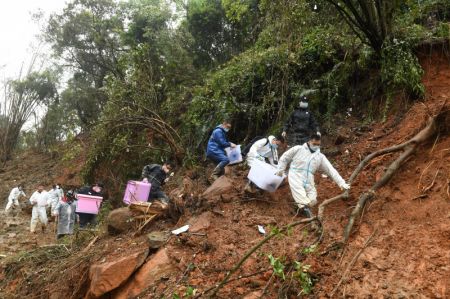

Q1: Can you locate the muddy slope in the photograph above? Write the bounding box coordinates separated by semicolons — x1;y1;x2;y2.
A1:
0;51;449;299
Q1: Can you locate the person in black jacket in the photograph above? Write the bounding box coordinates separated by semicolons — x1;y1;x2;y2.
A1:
142;161;174;203
282;96;321;146
76;183;104;228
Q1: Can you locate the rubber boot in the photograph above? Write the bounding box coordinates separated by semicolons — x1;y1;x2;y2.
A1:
244;181;256;194
210;166;223;181
292;205;313;218
303;207;313;218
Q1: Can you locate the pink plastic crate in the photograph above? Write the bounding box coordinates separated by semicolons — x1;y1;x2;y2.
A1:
123;180;151;205
76;194;103;214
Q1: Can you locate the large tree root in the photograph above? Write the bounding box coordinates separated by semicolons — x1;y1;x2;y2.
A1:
318;109;448;244
343;111;447;242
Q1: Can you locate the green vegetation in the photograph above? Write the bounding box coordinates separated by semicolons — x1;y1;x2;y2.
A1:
3;0;449;202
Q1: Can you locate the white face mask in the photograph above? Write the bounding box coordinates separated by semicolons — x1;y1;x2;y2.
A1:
299;101;308;108
223;127;230;132
309;145;320;152
271;143;278;149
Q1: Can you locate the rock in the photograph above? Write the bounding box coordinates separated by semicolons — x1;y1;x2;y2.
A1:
106;207;134;235
202;176;233;200
114;249;175;299
189;212;212;233
86;248;149;298
147;231;169;249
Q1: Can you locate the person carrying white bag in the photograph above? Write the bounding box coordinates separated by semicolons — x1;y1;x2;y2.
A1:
276;134;350;217
245;135;286;193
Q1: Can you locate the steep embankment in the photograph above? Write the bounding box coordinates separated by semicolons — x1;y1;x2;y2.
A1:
0;49;449;299
134;47;449;298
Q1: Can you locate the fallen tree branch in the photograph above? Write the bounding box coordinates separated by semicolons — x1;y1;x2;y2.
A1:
196;217;317;298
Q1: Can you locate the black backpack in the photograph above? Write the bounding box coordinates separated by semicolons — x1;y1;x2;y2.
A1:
242;136;269;157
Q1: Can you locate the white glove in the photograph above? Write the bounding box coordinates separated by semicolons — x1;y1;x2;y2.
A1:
143;178;149;183
341;183;350;190
275;170;284;177
230;143;237;148
281;131;287;138
317;131;321;136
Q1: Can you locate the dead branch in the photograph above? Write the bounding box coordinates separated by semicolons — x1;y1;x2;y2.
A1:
198;217;317;298
330;230;377;297
418;160;435;189
412;194;428;200
259;271;275;298
81;236;99;253
422;169;440;193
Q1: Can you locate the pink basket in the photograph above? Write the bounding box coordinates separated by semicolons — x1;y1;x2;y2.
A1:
123;180;152;205
76;194;103;214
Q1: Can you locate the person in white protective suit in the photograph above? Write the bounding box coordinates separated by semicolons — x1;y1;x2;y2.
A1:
5;184;26;213
245;135;286;193
48;184;64;217
29;185;49;233
276;134;350;217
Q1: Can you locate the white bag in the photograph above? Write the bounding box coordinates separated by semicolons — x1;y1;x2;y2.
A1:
225;145;243;165
248;160;285;192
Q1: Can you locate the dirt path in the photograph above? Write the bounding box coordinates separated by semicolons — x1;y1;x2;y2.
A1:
0;151;63;258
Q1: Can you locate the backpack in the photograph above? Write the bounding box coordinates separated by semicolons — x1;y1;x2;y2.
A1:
242;136;269;157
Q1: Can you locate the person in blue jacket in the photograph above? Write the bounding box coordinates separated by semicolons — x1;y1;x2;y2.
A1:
206;119;236;180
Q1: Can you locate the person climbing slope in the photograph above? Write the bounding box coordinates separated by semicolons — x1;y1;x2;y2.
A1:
4;184;26;214
29;185;49;233
142;161;174;204
206;119;236;180
276;134;350;217
245;135;285;193
282;96;320;146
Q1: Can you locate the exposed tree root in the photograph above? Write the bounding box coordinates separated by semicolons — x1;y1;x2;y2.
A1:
343;111;446;242
318;109;448;244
